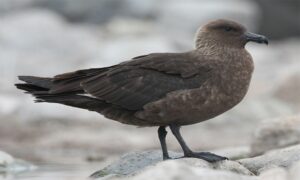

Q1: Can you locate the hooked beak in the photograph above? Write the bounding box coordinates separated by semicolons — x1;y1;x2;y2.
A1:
244;32;269;45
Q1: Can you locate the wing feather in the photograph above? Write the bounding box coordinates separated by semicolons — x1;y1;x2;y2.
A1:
81;52;212;110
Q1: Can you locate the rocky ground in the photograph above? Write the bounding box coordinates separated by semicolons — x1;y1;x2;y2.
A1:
2;116;300;179
91;116;300;179
0;0;300;179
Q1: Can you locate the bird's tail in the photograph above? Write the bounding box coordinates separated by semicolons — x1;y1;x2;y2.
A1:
15;76;107;112
16;75;142;125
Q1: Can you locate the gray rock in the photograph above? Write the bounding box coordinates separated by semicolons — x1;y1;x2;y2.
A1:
254;0;300;39
3;0;259;28
250;116;300;156
255;160;300;180
124;160;256;180
212;146;251;160
257;160;300;180
274;74;300;111
90;151;181;178
0;9;108;120
0;151;14;167
258;167;288;180
157;0;259;42
32;0;159;24
239;144;300;175
0;151;35;174
91;150;253;179
1;0;261;35
289;161;300;180
0;9;102;89
0;0;39;15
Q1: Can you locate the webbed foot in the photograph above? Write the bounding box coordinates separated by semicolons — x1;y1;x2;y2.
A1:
184;152;228;162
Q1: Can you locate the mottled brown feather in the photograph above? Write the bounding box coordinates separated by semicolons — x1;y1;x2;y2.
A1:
81;52;212;110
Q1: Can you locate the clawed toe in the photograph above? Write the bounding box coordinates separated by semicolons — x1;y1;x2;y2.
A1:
163;156;171;160
162;125;229;163
184;152;228;162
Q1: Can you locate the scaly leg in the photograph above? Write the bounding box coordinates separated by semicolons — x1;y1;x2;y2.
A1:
169;124;228;162
158;126;170;160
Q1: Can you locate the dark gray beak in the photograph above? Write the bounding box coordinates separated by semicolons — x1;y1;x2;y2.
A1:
244;32;269;45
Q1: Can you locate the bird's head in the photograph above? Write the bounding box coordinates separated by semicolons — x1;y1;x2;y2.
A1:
195;19;268;50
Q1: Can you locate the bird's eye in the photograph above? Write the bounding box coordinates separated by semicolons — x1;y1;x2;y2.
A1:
224;27;233;32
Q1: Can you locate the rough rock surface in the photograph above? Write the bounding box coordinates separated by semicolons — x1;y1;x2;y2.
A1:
250;116;300;156
0;151;35;174
254;0;300;39
239;144;300;174
257;161;300;180
212;146;251;160
91;150;253;179
0;151;14;167
0;0;260;29
258;167;288;180
274;75;300;111
288;161;300;180
120;160;256;180
157;0;259;36
92;146;300;180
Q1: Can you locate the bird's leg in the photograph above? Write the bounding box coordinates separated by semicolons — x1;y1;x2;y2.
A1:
169;124;228;163
158;126;170;160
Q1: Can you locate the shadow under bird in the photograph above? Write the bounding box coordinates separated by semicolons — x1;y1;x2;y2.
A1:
16;19;268;162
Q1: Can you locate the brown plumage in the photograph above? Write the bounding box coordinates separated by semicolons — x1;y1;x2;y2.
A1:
15;19;268;162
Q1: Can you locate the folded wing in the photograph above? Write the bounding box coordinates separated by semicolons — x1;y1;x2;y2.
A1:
81;52;212;110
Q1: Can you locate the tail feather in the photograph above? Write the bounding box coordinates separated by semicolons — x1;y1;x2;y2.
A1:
15;83;48;93
15;81;108;112
50;67;108;94
15;69;140;125
16;72;111;113
16;75;106;112
18;67;108;95
34;94;108;112
18;76;53;89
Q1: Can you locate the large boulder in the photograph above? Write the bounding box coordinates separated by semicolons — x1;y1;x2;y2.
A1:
289;161;300;180
1;0;261;29
0;0;38;15
274;74;300;111
258;167;288;180
0;9;102;90
34;0;164;24
121;160;256;180
91;150;253;179
240;144;300;175
90;147;300;179
254;0;300;39
257;160;300;180
0;151;14;167
157;0;259;33
0;151;35;174
250;116;300;156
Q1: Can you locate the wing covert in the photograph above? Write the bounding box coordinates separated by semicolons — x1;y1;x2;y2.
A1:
81;52;212;110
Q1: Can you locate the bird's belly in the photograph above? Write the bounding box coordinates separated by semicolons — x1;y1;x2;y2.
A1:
136;83;249;126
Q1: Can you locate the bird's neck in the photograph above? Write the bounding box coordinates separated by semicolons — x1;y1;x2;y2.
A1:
195;42;244;56
195;32;247;56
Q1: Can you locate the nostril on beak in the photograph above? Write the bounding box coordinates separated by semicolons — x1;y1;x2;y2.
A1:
244;32;269;45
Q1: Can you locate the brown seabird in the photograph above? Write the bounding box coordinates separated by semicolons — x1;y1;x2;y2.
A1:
16;19;268;162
